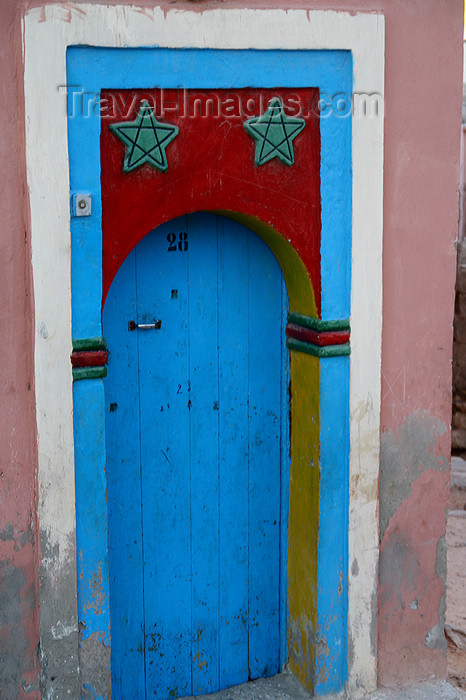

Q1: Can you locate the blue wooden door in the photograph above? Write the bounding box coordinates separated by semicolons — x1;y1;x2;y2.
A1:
103;213;289;699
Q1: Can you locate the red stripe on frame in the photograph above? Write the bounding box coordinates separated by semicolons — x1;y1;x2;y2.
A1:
286;324;350;347
71;350;109;368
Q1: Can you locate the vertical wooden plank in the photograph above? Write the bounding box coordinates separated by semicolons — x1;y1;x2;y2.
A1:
136;219;192;700
188;213;221;695
217;218;250;689
279;276;290;669
103;249;145;698
247;231;282;680
73;378;111;659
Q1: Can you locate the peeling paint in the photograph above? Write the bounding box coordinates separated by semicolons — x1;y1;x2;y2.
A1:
38;531;80;700
0;521;35;554
425;613;446;651
380;411;447;539
21;672;40;696
425;536;447;652
50;620;78;641
19;524;35;550
316;634;330;658
378;453;449;686
370;590;377;659
79;627;111;700
379;528;418;610
0;522;16;543
315;629;330;684
37;321;48;339
288;616;315;693
83;563;105;616
347;633;355;673
0;562;29;696
435;534;447;584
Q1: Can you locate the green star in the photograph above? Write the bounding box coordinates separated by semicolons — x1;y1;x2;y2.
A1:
244;97;305;166
110;102;179;173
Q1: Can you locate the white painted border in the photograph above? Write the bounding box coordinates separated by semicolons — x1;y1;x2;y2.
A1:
23;5;384;696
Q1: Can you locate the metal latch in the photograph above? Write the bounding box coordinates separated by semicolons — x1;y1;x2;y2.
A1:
128;320;162;331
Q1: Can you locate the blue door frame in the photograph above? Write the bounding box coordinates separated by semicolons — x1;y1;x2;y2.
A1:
68;46;351;698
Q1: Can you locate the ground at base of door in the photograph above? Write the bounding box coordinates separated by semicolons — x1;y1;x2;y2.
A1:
180;671;466;700
447;456;466;691
182;457;466;700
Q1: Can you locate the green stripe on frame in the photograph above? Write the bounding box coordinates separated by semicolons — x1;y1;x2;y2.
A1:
287;312;350;332
72;337;107;351
73;366;108;381
286;338;351;358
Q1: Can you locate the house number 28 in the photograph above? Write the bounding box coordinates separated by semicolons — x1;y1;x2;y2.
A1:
167;232;188;252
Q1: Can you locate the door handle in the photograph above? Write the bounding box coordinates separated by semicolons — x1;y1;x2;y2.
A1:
128;320;162;331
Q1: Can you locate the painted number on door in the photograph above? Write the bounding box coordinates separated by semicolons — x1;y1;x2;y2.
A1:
167;231;188;251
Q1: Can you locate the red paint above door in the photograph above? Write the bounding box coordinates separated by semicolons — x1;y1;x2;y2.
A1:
100;88;321;312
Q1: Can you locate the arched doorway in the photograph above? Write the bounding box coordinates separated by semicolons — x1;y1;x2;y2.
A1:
103;213;290;698
66;45;356;699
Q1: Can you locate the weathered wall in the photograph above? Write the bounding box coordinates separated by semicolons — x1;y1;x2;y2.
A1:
0;1;40;698
452;125;466;453
0;0;462;696
374;2;461;684
453;241;466;451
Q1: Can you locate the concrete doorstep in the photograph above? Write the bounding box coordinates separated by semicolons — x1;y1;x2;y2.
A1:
447;456;466;690
179;671;466;700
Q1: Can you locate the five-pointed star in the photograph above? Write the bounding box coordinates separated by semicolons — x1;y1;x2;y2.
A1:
110;103;179;173
244;97;306;166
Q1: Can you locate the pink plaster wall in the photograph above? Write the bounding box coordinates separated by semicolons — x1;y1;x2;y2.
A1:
0;1;40;697
0;0;462;694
